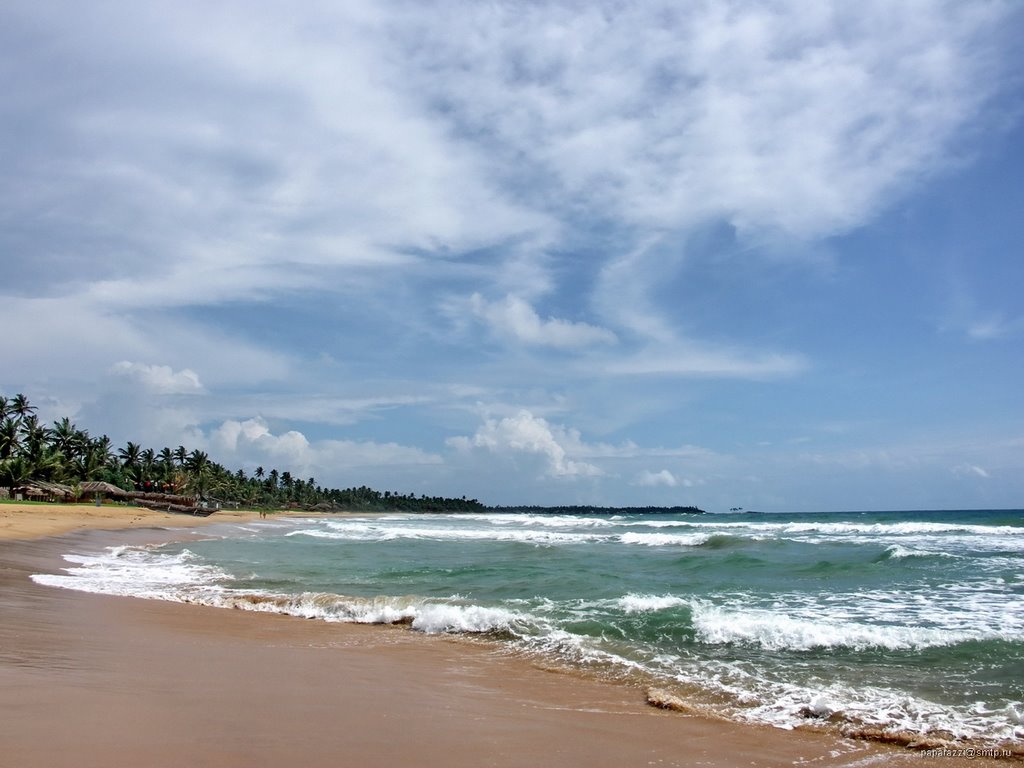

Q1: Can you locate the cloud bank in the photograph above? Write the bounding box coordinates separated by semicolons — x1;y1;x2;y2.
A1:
1;0;1020;509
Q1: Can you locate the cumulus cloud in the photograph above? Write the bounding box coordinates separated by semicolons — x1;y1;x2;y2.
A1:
210;416;442;478
448;410;603;478
111;361;204;394
469;293;616;349
636;469;679;488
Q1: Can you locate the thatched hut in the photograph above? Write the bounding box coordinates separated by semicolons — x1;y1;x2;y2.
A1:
13;481;75;503
79;481;130;503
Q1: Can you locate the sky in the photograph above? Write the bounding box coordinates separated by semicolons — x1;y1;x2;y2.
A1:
2;1;1023;512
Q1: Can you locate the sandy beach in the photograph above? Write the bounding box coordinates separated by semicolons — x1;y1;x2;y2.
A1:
0;501;274;540
0;505;1014;767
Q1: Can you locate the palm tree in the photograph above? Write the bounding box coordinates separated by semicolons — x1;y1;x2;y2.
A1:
73;446;104;482
92;435;115;470
118;441;142;479
185;449;209;475
26;444;64;482
0;395;9;422
184;449;211;497
174;445;187;467
0;417;20;460
50;417;84;462
10;393;36;420
0;455;32;499
157;447;175;480
139;448;157;485
19;416;51;458
255;465;264;480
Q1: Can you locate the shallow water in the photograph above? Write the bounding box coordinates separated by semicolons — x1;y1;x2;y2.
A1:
33;508;1024;746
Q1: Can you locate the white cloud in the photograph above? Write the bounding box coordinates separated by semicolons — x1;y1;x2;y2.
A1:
470;293;616;349
448;410;603;478
953;463;991;479
967;315;1024;340
210;416;441;479
0;296;290;392
394;0;1007;240
605;343;807;379
636;469;679;488
111;361;204;394
2;1;1020;510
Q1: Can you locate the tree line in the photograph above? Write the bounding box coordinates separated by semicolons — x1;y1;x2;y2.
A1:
0;393;484;513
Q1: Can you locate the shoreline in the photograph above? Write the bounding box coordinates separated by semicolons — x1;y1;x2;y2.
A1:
0;507;1016;767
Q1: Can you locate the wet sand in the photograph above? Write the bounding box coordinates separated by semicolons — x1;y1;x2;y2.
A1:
0;515;1014;767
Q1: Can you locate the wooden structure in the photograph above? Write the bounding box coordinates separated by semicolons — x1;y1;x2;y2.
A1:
129;491;215;516
12;481;75;503
79;481;130;503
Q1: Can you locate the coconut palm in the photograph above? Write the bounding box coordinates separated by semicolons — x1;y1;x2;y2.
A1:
72;447;104;482
91;435;115;469
10;393;36;420
117;441;142;483
139;448;157;480
0;455;32;498
182;449;211;497
157;447;176;482
19;416;51;458
50;417;89;466
0;417;20;460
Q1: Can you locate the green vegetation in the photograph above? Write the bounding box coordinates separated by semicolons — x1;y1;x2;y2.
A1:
1;392;705;516
0;393;483;513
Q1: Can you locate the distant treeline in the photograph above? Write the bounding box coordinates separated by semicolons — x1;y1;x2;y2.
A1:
490;505;706;515
0;392;483;513
1;392;704;515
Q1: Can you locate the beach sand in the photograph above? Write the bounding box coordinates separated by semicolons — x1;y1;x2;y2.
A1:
0;507;1014;767
0;501;271;540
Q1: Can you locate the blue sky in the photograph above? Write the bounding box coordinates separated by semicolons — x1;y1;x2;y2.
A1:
2;1;1023;511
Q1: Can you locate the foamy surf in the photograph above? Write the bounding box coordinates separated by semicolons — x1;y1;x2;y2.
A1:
30;508;1024;751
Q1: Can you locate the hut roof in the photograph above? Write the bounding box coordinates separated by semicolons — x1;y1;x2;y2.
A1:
79;481;129;497
16;480;75;496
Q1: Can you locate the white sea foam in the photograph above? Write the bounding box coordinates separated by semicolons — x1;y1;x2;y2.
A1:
687;598;1019;651
203;591;526;634
618;532;712;547
456;513;618;528
629;517;1024;538
409;603;522;634
289;522;604;546
30;546;231;599
618;594;688;613
883;544;956;559
722;674;1022;743
31;544;532;636
695;608;939;651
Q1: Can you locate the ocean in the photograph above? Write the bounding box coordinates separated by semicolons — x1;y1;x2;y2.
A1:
33;508;1024;749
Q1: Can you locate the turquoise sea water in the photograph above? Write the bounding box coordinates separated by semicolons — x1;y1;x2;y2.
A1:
34;509;1024;746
